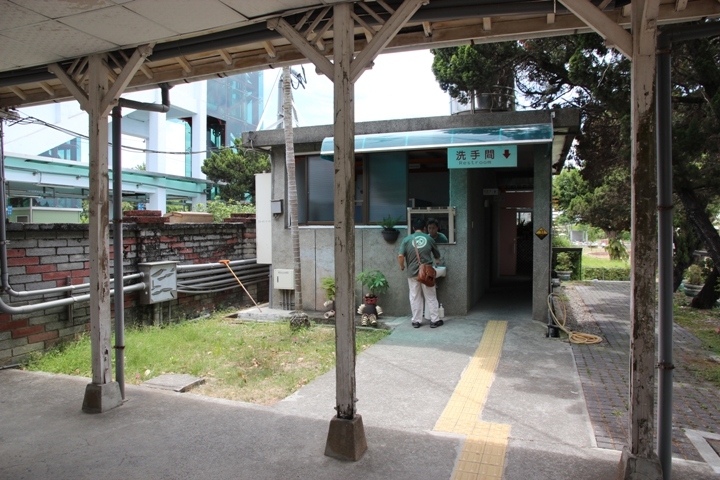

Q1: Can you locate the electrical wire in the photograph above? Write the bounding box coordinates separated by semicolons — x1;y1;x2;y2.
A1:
8;112;239;156
547;292;604;345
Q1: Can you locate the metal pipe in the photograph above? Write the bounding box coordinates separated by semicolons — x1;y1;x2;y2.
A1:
112;105;126;400
9;273;144;298
656;31;673;480
178;272;269;289
0;282;145;315
654;23;720;479
177;269;268;282
177;278;265;294
177;265;268;281
117;84;171;113
112;84;171;399
176;268;264;279
177;277;268;290
176;258;257;271
178;271;269;285
659;21;720;44
0;117;11;295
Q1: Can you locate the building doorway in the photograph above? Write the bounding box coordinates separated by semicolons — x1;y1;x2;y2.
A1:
497;192;534;278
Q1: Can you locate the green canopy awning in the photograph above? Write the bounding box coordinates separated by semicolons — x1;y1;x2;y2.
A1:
320;123;553;157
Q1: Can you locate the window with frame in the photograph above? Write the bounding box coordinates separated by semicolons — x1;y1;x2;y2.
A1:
295;149;449;225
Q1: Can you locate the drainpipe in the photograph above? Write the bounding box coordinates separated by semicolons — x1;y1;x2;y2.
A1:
655;22;720;480
113;83;171;399
0;116;13;297
655;31;673;480
111;105;126;399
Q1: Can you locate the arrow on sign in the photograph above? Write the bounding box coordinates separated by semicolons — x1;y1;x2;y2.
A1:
503;149;511;159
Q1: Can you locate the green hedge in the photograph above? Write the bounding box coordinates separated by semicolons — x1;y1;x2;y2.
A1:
582;267;631;281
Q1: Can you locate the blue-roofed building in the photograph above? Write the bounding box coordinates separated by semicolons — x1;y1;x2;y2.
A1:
244;108;579;321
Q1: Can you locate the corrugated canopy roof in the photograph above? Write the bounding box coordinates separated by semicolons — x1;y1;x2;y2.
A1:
319;124;553;156
1;1;718;109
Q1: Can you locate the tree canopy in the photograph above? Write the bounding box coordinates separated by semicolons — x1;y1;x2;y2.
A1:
431;24;720;304
431;43;519;106
201;139;270;203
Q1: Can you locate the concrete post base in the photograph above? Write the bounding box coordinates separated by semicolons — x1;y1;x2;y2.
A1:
324;415;367;461
82;382;122;414
616;447;663;480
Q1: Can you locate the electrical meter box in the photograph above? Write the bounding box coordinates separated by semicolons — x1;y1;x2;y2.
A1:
138;261;178;304
274;269;294;289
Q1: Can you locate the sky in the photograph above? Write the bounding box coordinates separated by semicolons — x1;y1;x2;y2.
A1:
258;49;451;128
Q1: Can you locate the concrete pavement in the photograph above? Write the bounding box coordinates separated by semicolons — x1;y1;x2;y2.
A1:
0;282;717;479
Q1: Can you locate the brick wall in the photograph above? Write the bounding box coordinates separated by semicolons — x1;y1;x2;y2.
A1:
0;212;268;366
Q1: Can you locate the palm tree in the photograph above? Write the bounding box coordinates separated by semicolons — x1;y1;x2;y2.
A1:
282;67;305;325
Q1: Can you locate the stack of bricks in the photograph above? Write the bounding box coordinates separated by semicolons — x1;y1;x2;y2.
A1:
123;210;169;224
223;213;255;224
224;214;256;241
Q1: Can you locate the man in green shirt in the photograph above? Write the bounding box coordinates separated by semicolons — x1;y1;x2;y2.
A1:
398;218;442;328
427;218;448;243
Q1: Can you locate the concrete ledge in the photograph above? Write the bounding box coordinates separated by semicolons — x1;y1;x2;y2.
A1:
81;381;122;414
143;374;204;393
616;447;663;479
324;415;367;462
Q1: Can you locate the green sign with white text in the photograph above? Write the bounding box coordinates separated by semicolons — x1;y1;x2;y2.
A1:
447;145;517;169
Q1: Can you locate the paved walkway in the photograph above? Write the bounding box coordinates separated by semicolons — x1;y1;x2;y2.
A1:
0;282;717;479
570;281;720;468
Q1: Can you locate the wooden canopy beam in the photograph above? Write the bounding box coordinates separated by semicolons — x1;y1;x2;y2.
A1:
350;0;426;82
268;16;334;78
559;0;633;59
48;62;90;111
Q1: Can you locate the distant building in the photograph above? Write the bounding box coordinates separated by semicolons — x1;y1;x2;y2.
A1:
3;73;263;221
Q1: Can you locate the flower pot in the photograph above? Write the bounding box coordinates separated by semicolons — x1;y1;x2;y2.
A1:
683;283;702;297
557;271;572;281
381;228;399;243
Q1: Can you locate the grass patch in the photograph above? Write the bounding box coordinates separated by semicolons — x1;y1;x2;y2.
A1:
581;253;630;281
581;255;629;269
24;313;390;405
673;292;720;387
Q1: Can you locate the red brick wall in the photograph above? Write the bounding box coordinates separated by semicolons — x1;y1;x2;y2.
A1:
0;213;268;366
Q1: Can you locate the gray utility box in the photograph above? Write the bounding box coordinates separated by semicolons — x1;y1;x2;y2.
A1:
138;262;178;304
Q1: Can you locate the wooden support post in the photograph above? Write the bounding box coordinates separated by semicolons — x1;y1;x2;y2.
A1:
50;47;150;413
331;1;356;421
618;0;662;477
267;0;422;461
325;1;367;462
325;3;367;460
81;54;122;413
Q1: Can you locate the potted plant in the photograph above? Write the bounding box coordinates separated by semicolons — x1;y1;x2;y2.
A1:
320;276;335;302
320;276;336;314
683;264;704;297
379;215;404;243
555;252;573;281
356;269;389;305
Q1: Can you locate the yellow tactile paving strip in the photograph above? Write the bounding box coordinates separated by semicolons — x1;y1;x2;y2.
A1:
434;321;511;480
